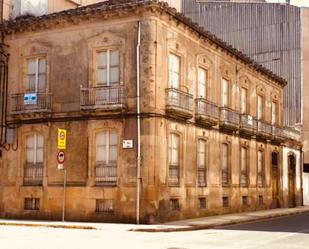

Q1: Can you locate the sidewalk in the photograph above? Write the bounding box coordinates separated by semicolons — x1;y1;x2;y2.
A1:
0;206;308;232
132;206;309;232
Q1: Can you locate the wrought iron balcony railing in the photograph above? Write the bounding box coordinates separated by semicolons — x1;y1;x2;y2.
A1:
257;120;272;139
219;107;240;130
195;98;219;126
240;114;257;135
272;125;285;142
23;163;43;186
95;162;117;186
283;127;302;142
11;92;52;115
80;85;126;110
165;88;194;119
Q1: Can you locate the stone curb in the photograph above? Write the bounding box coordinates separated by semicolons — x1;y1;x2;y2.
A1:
130;209;309;233
0;222;97;230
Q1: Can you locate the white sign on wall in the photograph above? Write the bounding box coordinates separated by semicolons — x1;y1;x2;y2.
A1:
122;140;133;149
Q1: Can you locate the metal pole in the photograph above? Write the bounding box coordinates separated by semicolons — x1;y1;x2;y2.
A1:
62;169;67;222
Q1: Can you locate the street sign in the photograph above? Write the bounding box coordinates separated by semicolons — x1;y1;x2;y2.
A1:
58;128;67;150
123;140;133;149
57;150;65;164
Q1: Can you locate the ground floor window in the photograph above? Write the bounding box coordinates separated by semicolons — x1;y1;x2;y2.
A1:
24;198;40;210
96;199;114;213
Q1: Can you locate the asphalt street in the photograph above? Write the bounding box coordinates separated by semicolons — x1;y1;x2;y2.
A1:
0;213;308;249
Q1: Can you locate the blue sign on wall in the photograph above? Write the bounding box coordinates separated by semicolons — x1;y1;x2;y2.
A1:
24;93;37;105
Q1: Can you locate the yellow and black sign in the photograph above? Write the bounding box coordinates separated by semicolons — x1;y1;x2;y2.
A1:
58;128;67;150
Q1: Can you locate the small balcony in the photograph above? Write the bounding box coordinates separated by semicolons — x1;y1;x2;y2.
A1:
195;98;219;127
80;85;126;113
257;120;272;140
95;163;117;186
219;107;240;131
165;88;193;120
23;163;43;186
283;127;302;143
11;92;52;116
239;114;257;136
272;125;285;144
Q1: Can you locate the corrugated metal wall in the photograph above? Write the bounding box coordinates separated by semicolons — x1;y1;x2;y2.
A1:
182;1;301;126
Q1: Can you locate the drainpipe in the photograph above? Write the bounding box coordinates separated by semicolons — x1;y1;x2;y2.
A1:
136;21;141;224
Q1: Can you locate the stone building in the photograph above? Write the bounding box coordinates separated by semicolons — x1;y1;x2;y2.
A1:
0;0;303;223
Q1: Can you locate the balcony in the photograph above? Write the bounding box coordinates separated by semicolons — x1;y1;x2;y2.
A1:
239;114;257;136
23;163;43;186
219;107;240;131
80;85;126;113
11;92;52;116
283;127;302;143
95;163;117;186
256;120;272;140
165;88;193;120
272;125;285;144
195;98;219;127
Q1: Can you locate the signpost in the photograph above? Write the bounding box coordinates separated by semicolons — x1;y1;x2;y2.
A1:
57;128;67;222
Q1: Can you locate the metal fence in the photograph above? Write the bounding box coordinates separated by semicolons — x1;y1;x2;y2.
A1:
95;162;117;186
195;98;219;120
165;88;194;113
220;107;240;126
23;163;43;186
11;92;52;114
80;85;126;108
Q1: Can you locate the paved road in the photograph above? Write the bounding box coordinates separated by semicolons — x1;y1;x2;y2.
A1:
0;213;308;249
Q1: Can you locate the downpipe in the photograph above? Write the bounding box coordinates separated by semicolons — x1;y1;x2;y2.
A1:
136;21;141;224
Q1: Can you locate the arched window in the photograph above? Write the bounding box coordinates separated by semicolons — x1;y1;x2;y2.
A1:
197;139;207;187
169;133;180;186
95;131;118;186
24;133;44;185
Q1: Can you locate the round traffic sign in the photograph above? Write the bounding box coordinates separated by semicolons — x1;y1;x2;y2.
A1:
59;131;65;140
57;151;65;164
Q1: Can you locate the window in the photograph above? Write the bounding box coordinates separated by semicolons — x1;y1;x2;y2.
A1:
26;134;44;165
96;199;114;213
27;58;46;92
242;196;249;206
96;50;120;86
169;133;180;186
198;67;207;98
169;198;180;211
241;87;247;114
223;196;229;207
257;95;264;120
271;101;277;125
199;197;207;209
221;78;229;107
257;150;264;187
197;139;207;187
240;147;248;187
169;53;180;89
221;143;230;187
259;195;264;205
95;131;118;185
24;198;40;210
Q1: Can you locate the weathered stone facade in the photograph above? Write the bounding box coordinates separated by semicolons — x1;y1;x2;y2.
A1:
0;1;302;223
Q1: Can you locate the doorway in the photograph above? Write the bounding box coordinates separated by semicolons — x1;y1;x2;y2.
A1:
271;152;280;208
288;154;296;208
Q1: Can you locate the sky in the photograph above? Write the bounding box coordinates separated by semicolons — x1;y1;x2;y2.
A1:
266;0;309;7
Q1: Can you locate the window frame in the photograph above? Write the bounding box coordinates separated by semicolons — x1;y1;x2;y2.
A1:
221;78;229;107
168;132;181;186
240;146;249;187
26;133;44;165
257;149;265;187
197;138;207;187
25;56;47;93
198;67;208;99
221;143;230;187
257;94;264;120
95;49;120;86
240;87;248;114
271;101;278;125
168;53;181;89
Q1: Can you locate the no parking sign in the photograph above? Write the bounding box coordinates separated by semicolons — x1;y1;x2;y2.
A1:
58;128;67;150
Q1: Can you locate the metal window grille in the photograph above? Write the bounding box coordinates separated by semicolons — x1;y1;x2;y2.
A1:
242;196;249;206
199;197;207;209
24;198;40;210
222;144;230;187
198;139;206;187
169;133;180;186
96;199;114;213
169;199;180;211
240;147;248;187
223;196;229;208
